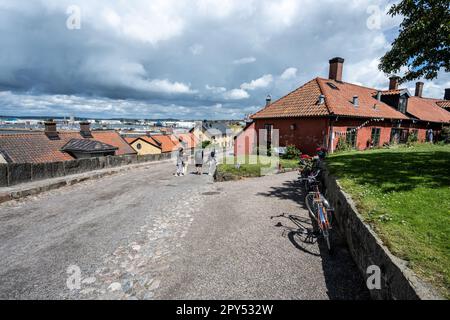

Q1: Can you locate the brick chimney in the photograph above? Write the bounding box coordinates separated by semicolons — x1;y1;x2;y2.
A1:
444;88;450;100
389;76;400;90
44;120;58;139
79;121;92;137
329;57;344;82
415;82;424;97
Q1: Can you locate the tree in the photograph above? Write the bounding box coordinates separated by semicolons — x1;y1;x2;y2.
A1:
379;0;450;83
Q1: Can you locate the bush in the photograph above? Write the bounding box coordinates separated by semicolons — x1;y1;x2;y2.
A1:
282;145;301;159
407;131;418;146
336;136;352;152
440;126;450;143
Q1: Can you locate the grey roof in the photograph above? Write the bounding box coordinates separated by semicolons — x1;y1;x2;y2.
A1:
61;139;118;154
203;122;230;134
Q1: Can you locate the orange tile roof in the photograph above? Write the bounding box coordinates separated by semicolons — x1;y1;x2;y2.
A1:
406;97;450;123
252;77;408;120
124;137;136;144
252;79;329;119
0;130;136;164
177;133;199;149
317;78;409;120
125;136;162;149
379;89;404;96
151;134;182;153
437;100;450;109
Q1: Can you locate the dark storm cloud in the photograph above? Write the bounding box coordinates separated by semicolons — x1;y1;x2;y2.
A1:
0;0;448;119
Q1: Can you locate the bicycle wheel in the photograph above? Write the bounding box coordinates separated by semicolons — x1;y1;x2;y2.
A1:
305;193;317;217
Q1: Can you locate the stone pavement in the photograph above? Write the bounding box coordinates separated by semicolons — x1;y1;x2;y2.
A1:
0;159;369;299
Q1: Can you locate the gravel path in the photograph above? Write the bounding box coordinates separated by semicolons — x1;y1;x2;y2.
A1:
0;161;369;300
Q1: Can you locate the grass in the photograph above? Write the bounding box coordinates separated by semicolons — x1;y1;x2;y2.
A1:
217;155;300;178
326;143;450;298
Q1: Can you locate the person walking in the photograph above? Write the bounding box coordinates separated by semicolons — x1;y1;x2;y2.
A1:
207;149;217;176
427;129;434;143
194;149;204;175
175;147;184;176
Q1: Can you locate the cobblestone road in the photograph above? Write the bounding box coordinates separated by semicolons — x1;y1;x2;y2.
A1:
0;160;369;299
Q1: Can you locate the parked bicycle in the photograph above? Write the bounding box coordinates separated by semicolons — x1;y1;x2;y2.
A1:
304;182;334;252
299;157;334;253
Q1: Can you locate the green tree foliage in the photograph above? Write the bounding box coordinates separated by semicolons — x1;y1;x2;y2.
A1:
379;0;450;83
282;145;301;159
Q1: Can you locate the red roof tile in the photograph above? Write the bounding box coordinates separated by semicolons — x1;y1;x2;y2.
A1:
252;77;408;120
151;135;181;153
125;136;162;149
317;78;409;120
0;130;136;164
406;97;450;123
252;79;329;119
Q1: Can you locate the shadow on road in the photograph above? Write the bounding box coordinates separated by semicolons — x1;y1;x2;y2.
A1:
260;176;371;300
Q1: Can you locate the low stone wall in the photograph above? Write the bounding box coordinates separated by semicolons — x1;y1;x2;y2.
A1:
320;163;441;300
0;152;174;187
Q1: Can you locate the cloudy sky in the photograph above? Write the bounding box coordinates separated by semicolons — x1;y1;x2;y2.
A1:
0;0;449;119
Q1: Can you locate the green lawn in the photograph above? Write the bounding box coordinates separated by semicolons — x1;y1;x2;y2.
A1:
217;155;300;178
326;144;450;298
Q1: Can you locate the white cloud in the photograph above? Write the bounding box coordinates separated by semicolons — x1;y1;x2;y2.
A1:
280;67;298;80
233;57;256;65
205;85;227;93
146;79;196;94
241;74;273;91
0;0;449;120
223;89;250;100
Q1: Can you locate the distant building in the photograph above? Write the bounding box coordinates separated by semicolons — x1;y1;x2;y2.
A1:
125;136;162;155
124;133;199;155
190;121;235;149
0;121;135;164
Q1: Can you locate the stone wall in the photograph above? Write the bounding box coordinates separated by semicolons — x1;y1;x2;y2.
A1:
0;152;174;187
320;163;441;300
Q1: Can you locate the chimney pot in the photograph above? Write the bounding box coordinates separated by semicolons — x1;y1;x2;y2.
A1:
389;76;400;90
415;82;424;97
329;57;344;82
266;94;272;106
376;90;382;102
444;88;450;100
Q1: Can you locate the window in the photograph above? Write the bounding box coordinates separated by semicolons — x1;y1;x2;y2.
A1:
390;128;409;144
371;128;381;146
136;143;142;150
327;82;339;90
346;128;357;148
398;96;407;113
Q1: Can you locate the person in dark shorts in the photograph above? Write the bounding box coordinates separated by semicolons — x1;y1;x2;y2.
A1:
194;149;204;175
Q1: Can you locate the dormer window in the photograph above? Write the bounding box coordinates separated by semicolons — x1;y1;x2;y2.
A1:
398;96;407;113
